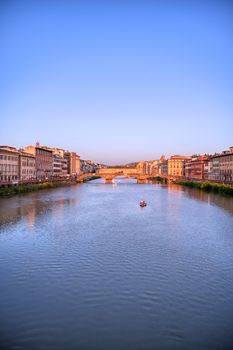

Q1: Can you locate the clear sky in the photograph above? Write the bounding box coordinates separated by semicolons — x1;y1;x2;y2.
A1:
1;0;232;165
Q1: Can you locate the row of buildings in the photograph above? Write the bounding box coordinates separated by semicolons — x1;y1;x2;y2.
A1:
0;143;81;183
137;146;233;182
81;159;106;174
1;143;233;184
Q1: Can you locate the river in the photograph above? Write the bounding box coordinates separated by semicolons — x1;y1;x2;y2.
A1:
0;178;233;350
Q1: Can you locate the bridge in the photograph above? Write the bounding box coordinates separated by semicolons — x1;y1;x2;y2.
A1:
78;167;174;184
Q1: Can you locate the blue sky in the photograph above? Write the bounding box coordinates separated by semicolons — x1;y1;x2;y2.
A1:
1;0;232;164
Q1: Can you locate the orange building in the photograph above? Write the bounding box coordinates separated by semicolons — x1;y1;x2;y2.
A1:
185;156;209;180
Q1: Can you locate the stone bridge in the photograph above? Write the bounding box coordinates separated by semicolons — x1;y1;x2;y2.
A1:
97;167;141;183
78;167;175;184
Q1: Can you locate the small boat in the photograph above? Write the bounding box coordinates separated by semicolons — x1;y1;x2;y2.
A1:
140;200;147;207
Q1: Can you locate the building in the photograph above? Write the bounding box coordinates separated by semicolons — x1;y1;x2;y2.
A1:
37;145;68;177
219;147;233;182
168;155;191;177
185;156;209;180
19;151;36;181
136;160;160;175
25;145;53;179
159;159;168;176
65;152;81;176
52;154;68;177
52;154;63;177
136;161;147;174
208;147;233;182
75;154;81;175
208;157;219;181
81;159;106;173
150;160;159;175
61;157;68;176
0;146;19;182
41;146;65;158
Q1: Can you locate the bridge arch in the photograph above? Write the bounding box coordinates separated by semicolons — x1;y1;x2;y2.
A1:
78;169;173;184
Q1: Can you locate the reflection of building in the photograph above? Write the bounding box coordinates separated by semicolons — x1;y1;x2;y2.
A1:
25;145;53;179
168;156;191;177
19;151;36;180
26;206;36;228
0;146;19;182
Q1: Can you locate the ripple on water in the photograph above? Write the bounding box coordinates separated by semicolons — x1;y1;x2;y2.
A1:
0;182;233;349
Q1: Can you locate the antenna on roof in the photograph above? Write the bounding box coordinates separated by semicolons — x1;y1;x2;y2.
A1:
36;141;40;147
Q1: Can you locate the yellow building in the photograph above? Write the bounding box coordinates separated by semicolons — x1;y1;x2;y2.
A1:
168;155;191;177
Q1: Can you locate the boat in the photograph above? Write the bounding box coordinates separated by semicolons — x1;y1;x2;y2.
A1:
140;200;147;207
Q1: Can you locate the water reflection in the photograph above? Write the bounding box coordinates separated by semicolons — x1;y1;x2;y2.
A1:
167;183;233;215
142;180;233;215
0;182;233;230
0;186;80;229
0;180;233;350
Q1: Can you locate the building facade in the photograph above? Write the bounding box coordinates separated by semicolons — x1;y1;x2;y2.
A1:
185;156;209;180
52;154;63;177
65;152;81;176
159;160;168;175
0;146;19;182
150;160;159;175
208;147;233;182
136;161;147;174
168;156;191;177
61;157;68;176
19;151;36;181
25;145;53;179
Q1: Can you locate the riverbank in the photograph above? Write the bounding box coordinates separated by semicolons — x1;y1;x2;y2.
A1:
148;176;168;183
174;179;233;195
0;180;78;197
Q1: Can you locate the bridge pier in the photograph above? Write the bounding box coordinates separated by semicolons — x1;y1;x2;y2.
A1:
137;176;147;184
105;177;113;184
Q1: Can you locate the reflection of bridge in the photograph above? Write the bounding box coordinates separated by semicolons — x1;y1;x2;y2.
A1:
78;168;174;184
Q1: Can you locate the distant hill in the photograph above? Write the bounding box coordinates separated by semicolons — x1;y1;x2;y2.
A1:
106;162;139;168
125;162;138;168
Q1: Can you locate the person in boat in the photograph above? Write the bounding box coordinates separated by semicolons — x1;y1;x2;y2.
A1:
140;200;147;207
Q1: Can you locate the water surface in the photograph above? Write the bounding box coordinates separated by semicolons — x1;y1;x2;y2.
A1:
0;179;233;349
